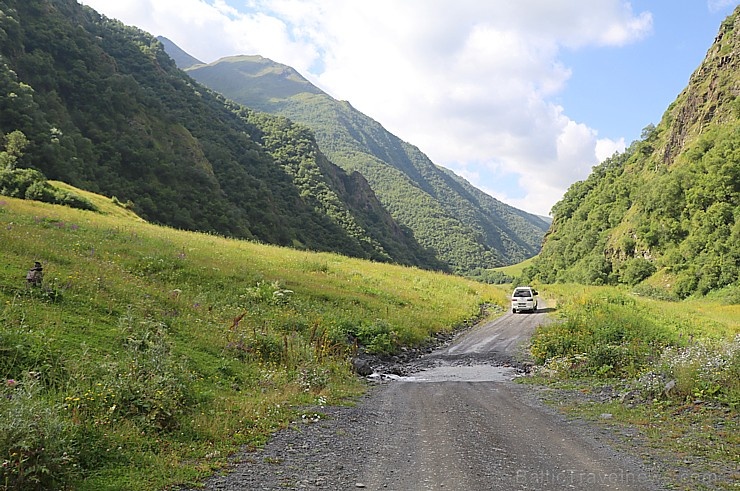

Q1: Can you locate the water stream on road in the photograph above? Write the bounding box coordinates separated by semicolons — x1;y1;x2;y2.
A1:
369;364;518;383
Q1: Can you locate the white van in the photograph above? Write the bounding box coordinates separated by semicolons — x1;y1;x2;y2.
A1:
511;286;538;313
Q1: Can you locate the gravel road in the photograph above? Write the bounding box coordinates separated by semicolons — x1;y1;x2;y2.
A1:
184;303;668;490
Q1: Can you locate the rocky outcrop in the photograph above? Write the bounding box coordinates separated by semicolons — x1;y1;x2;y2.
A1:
662;10;740;164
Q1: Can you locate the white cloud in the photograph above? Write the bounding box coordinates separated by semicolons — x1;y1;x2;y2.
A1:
595;137;627;163
79;0;651;215
707;0;738;13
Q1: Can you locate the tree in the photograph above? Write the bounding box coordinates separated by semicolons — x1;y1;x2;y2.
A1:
0;130;29;169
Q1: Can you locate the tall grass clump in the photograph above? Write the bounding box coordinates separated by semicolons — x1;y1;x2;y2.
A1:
530;288;677;377
0;375;78;491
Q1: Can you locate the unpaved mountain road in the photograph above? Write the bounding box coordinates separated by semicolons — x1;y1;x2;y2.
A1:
188;303;667;490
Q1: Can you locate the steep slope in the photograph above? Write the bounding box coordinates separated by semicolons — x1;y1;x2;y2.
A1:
0;0;436;267
522;7;740;298
172;50;550;273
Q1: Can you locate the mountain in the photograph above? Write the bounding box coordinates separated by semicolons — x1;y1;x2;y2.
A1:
521;6;740;298
156;35;203;69
0;0;439;268
169;49;550;274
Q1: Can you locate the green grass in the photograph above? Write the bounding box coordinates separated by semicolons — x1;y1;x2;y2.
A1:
491;255;537;280
0;191;509;490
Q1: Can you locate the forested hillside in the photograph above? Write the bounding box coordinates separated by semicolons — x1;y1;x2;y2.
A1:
0;0;437;268
522;7;740;298
174;51;550;274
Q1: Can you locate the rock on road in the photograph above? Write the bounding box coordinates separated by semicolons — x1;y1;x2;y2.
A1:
187;302;667;490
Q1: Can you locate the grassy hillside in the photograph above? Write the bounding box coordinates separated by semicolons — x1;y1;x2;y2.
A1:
0;190;507;490
495;257;538;279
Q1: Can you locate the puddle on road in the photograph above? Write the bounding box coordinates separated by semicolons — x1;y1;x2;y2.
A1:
369;365;517;383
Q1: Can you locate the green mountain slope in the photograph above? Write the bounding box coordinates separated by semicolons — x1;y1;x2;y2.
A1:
173;50;550;274
0;0;436;268
522;7;740;298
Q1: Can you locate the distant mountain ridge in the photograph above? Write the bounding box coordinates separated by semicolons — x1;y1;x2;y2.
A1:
166;42;550;273
521;6;740;298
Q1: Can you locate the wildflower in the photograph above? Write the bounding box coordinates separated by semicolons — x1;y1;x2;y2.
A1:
6;379;16;388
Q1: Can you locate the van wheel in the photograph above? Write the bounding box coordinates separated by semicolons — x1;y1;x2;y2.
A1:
512;309;516;314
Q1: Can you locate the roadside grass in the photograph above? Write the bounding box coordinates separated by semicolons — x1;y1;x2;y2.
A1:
524;284;739;489
0;193;509;490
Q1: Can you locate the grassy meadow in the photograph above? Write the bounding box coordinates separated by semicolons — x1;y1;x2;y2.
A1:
0;190;509;490
490;256;537;280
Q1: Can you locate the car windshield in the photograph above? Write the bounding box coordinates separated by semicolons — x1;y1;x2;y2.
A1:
514;290;531;298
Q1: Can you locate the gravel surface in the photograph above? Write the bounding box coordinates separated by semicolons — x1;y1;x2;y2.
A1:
182;379;672;490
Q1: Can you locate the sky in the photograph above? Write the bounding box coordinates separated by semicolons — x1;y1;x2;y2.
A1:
78;0;738;216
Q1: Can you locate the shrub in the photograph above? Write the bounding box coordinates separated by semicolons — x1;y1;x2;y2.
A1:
0;168;96;211
63;311;193;434
356;319;398;354
0;168;45;198
111;314;191;431
242;281;294;306
619;257;657;285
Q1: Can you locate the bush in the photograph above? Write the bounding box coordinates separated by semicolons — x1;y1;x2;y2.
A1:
0;168;96;211
64;311;192;435
0;168;45;198
706;283;740;305
242;281;294;306
356;319;398;354
619;257;657;285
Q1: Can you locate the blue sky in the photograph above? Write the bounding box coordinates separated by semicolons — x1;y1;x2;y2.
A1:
79;1;738;215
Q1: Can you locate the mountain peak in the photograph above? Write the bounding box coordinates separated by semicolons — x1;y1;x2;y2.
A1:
155;36;204;69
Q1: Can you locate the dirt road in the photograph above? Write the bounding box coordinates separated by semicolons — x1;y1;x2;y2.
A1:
190;304;666;490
